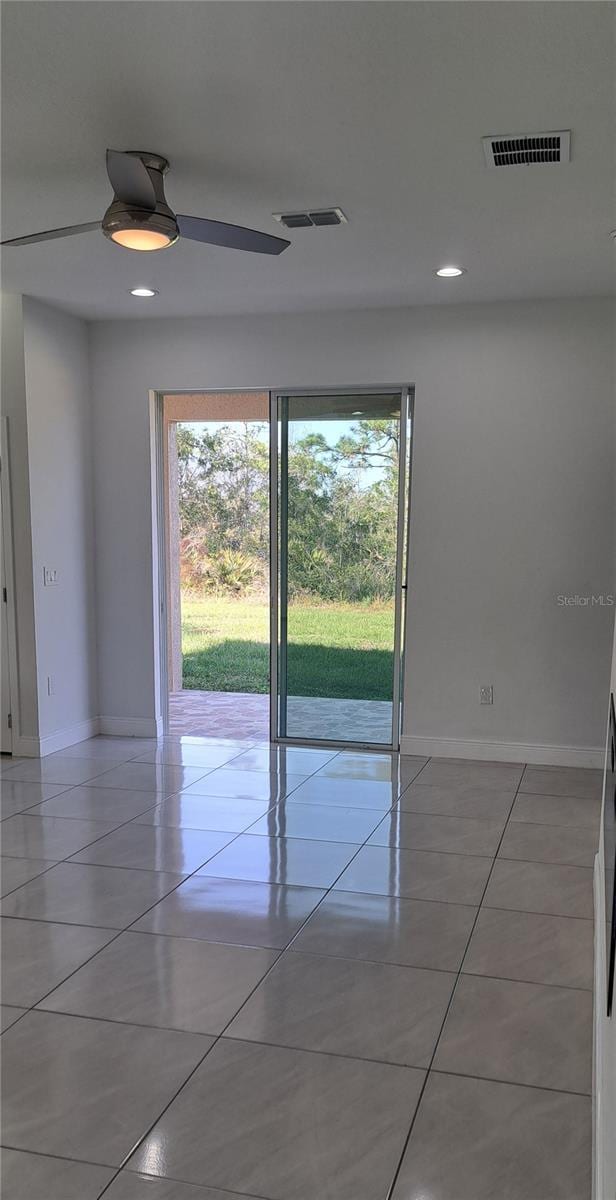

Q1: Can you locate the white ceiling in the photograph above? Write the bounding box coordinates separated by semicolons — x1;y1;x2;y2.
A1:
1;1;614;320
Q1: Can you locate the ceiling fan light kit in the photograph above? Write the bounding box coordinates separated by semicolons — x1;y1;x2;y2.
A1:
108;226;175;250
1;149;291;257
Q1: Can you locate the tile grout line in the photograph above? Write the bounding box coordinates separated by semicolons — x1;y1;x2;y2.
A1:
2;747;599;1195
3;752;595;1061
94;1035;237;1197
1;748;315;1039
3;820;266;1022
1;743;259;805
284;947;594;992
0;1144;271;1200
380;760;598;1195
3;915;594;996
99;758;426;1191
0;1143;118;1172
0;860;60;900
13;835;599;878
1;747;304;1189
9;746;351;1034
424;1064;591;1099
72;757;537;1196
0;745;335;899
384;761;527;1200
0;756;444;898
47;1015;587;1101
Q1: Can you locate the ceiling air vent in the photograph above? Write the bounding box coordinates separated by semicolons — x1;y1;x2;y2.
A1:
273;208;348;229
482;130;571;167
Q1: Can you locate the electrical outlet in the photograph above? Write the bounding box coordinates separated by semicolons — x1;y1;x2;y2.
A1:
480;685;493;705
43;567;59;587
47;675;55;696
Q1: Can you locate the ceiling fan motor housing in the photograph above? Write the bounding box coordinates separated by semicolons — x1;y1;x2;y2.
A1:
102;152;179;247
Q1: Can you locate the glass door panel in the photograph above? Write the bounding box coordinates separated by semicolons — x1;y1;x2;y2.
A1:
271;389;410;747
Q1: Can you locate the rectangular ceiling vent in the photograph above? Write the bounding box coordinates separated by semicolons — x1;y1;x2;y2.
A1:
482;130;571;167
273;207;348;229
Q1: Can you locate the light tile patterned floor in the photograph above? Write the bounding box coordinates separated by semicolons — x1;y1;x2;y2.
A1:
0;742;601;1199
169;689;393;743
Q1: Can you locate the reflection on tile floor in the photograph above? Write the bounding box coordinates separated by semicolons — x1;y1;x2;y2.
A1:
0;741;601;1198
169;688;393;743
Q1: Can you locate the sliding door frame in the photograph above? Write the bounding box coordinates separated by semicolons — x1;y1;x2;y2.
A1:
391;388;410;747
269;393;279;742
269;385;413;751
155;385;413;748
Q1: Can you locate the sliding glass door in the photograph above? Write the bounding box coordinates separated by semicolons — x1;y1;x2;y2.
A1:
270;388;411;748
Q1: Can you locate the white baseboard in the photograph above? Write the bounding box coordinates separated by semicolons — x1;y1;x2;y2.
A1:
399;734;604;768
99;715;162;738
12;715;162;756
14;718;100;759
11;734;41;758
14;721;602;767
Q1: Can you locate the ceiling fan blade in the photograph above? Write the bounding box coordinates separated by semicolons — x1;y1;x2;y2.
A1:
1;221;101;247
106;149;157;210
177;214;290;255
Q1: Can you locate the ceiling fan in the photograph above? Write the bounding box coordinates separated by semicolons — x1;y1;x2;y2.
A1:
1;149;291;256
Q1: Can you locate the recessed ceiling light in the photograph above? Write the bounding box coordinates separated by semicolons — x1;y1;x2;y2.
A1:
435;266;466;278
129;287;158;298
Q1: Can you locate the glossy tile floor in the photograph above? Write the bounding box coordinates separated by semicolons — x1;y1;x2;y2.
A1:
0;738;602;1199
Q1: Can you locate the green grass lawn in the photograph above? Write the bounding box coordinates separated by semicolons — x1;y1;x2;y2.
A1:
181;595;395;700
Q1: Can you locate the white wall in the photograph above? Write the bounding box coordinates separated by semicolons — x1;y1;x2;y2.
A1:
21;298;97;749
90;297;614;761
1;293;39;746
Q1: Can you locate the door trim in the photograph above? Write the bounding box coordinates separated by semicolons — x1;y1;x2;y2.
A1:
155;385;414;749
